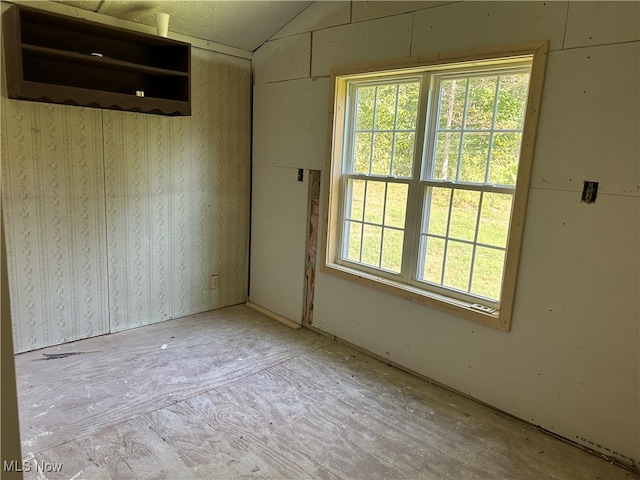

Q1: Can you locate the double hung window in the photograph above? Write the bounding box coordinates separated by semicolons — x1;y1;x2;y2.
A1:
322;44;548;330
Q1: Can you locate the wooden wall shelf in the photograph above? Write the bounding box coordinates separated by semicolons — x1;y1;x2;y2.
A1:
2;5;191;116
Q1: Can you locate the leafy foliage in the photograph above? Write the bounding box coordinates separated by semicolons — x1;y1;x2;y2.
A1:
433;73;529;185
352;81;419;178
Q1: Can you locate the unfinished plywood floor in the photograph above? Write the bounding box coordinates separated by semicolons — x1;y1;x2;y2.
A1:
15;305;635;480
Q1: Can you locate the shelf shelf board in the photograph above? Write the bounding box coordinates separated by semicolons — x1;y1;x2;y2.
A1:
22;44;189;77
3;4;192;116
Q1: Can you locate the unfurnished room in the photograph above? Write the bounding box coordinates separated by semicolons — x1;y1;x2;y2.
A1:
0;1;638;479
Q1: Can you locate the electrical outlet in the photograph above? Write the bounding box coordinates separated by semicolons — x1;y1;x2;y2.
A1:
211;275;219;289
581;181;598;204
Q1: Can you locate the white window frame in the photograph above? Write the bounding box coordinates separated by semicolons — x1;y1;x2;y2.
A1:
320;42;549;331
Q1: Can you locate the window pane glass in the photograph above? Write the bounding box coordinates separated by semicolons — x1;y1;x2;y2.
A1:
426;187;451;237
488;132;521;186
371;132;393;175
438;78;466;130
362;224;382;267
477;192;512;247
465;76;498;130
384;183;408;228
495;73;529;129
363;180;385;224
355;86;375;130
397;82;420;130
381;228;404;273
353;132;372;174
347;179;365;221
339;67;532;306
433;132;460;181
392;132;415;177
345;221;362;263
443;240;473;291
374;84;397;131
421;236;445;284
459;133;490;183
449;189;480;242
471;246;505;300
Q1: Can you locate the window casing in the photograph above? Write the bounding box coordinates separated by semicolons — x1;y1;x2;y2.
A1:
321;43;548;331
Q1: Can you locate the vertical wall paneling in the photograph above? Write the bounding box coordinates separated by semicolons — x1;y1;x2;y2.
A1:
146;112;172;325
211;50;229;309
193;48;212;312
104;111;159;330
1;101;109;352
227;55;252;306
103;47;251;332
3;45;251;350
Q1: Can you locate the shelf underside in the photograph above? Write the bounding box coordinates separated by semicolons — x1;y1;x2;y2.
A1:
10;81;190;116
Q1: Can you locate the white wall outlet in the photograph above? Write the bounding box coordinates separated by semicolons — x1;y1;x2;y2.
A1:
211;275;220;289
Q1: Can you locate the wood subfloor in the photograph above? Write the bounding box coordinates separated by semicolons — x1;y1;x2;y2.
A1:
15;305;636;480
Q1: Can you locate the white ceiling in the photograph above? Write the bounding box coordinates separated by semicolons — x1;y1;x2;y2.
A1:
55;0;312;52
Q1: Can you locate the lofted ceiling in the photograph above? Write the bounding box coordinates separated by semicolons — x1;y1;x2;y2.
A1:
55;0;312;52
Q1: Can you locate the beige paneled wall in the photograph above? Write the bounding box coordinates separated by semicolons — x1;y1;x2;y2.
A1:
2;48;251;352
1;102;109;352
103;49;250;332
251;0;639;470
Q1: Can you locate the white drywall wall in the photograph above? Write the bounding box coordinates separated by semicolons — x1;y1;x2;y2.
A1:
250;165;309;323
251;0;639;468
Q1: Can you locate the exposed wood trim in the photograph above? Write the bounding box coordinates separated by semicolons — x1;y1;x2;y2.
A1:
498;41;550;329
321;41;550;332
318;263;507;331
245;302;301;330
3;0;253;60
330;41;549;78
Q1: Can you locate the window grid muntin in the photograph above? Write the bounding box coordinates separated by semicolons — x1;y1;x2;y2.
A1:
341;175;410;275
389;84;400;175
338;63;529;309
416;184;512;303
453;79;470;182
348;79;421;178
425;66;531;185
467;189;486;286
412;66;527;304
483;73;502;184
366;86;377;175
339;76;422;279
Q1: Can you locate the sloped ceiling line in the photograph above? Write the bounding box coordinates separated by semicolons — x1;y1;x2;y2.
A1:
56;0;313;52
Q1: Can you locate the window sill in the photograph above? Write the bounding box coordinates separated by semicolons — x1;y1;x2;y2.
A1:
319;262;511;331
